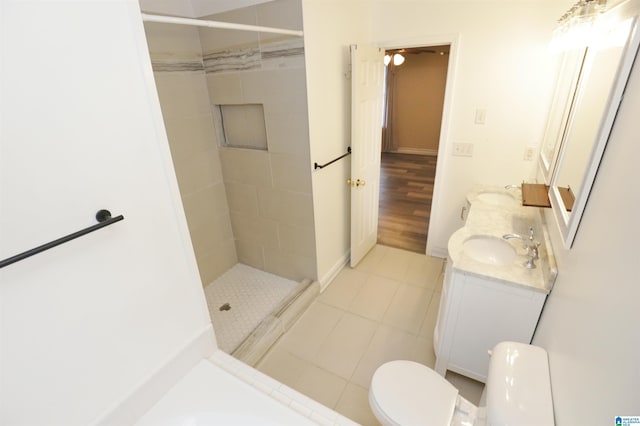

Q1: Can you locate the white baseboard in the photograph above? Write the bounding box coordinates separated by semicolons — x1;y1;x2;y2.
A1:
391;147;438;156
318;250;350;292
93;325;216;426
427;245;448;259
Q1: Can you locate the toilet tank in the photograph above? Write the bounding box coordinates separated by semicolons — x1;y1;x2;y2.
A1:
486;342;554;426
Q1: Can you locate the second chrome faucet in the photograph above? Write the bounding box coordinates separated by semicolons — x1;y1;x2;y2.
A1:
503;226;541;269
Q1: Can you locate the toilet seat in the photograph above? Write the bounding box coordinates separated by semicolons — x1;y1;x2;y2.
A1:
369;360;459;426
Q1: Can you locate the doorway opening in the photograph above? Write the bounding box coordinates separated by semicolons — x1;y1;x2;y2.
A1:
377;45;450;253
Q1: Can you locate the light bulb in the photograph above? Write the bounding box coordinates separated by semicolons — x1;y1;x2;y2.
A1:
393;53;405;66
384;54;391;66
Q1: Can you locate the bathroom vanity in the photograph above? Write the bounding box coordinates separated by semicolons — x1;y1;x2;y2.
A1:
434;187;557;382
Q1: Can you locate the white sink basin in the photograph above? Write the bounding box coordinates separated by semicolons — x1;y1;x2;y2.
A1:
476;192;517;205
463;236;517;266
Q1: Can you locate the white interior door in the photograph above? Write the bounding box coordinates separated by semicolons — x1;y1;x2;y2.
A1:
350;45;385;267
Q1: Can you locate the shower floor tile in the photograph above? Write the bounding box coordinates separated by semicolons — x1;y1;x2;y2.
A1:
204;263;298;354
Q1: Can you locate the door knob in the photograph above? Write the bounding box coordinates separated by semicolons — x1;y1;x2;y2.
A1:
347;178;366;187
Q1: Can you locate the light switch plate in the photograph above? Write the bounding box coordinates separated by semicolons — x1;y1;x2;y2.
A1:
524;146;536;161
453;142;474;157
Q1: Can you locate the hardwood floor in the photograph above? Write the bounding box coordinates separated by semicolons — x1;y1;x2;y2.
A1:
377;152;437;253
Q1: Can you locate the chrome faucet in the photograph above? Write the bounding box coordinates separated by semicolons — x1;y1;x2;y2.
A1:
503;226;541;269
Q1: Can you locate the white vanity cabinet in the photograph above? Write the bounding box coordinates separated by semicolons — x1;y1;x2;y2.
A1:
434;259;547;383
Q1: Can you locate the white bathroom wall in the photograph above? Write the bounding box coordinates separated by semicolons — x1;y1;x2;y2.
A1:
301;0;373;285
533;48;640;424
0;1;214;424
303;0;568;280
371;0;569;255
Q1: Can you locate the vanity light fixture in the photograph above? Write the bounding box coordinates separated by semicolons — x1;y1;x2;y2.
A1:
557;0;607;25
550;0;608;51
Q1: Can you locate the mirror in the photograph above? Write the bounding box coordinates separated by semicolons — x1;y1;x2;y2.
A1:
539;48;585;184
549;14;640;248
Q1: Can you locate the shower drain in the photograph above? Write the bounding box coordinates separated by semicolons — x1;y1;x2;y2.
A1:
219;302;231;311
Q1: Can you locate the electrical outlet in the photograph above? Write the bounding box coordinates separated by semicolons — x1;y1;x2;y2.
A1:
524;146;536;161
453;142;474;157
474;109;486;125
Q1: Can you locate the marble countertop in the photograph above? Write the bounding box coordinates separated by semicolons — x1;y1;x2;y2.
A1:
449;186;557;294
465;184;522;206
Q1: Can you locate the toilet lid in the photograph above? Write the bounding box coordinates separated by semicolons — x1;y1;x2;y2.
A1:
370;360;458;426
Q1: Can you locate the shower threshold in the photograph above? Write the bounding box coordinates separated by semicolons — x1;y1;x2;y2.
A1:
232;278;318;366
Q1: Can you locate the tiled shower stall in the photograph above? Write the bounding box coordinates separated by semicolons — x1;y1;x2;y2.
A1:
143;0;317;359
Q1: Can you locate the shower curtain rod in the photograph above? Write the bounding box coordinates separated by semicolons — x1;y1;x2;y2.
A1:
141;13;304;37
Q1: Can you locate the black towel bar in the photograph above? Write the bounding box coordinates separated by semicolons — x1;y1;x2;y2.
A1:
314;147;351;170
0;209;124;269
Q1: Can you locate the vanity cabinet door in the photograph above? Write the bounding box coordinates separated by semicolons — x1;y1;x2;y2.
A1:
433;258;453;354
438;272;547;382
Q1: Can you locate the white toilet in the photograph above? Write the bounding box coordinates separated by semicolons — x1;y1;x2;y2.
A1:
369;341;554;426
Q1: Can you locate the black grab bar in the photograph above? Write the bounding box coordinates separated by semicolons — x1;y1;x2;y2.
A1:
314;147;351;170
0;209;124;269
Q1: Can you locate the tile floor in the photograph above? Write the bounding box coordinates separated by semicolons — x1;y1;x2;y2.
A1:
256;244;484;425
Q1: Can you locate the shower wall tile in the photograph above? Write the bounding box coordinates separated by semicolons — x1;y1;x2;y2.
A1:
163;115;219;161
144;22;203;60
241;69;307;111
263;247;316;282
255;0;303;44
259;39;305;70
181;183;229;230
197;238;238;285
173;149;224;195
148;22;237;287
219;148;272;187
263;110;310;157
151;59;204;73
258;189;314;228
207;68;307;111
203;48;261;74
230;212;280;250
198;8;260;53
153;72;211;119
252;69;310;158
224;181;259;215
270;153;312;193
206;73;244;104
235;239;265;271
278;224;316;257
261;41;304;60
189;212;235;256
202;40;304;76
196;0;303;52
201;0;316;282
